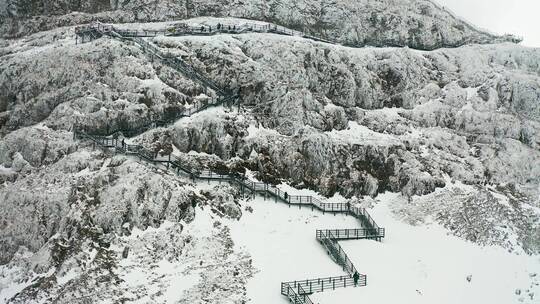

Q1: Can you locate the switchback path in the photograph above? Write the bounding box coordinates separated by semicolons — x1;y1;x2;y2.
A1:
74;21;386;304
74;130;385;303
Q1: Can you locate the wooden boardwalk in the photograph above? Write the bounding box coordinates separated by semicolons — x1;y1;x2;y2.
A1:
74;22;385;304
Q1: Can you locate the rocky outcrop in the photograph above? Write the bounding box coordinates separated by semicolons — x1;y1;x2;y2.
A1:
0;127;76;168
391;182;540;254
1;0;112;17
149;34;539;199
0;32;203;136
1;26;538;200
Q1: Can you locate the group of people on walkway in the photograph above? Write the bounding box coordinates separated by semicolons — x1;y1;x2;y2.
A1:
216;23;237;31
198;23;239;33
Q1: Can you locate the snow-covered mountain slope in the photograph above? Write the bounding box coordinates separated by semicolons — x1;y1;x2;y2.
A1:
0;152;249;303
0;4;538;304
5;22;538;195
1;0;520;49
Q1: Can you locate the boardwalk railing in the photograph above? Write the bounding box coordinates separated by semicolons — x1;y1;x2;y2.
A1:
350;206;380;231
282;285;314;304
317;228;385;240
75;20;338;45
318;230;357;275
281;274;366;295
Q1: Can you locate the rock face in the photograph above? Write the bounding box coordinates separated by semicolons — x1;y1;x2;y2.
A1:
0;146;252;303
1;0;521;49
0;3;538;303
144;33;539;201
1;0;112;16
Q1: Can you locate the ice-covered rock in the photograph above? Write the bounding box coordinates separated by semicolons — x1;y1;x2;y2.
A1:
0;5;538;303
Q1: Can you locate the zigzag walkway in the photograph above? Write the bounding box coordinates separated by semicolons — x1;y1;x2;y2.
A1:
74;21;385;304
74;129;385;303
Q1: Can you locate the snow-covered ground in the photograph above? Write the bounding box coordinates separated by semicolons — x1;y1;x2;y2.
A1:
228;194;360;304
327;121;401;146
114;222;201;304
311;192;540;304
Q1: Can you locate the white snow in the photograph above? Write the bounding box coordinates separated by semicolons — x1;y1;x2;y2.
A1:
369;107;404;119
310;192;540;304
116;221;201;303
227;194;360;304
0;165;15;174
246;123;283;140
0;255;55;303
327;121;401;146
465;86;479;101
56;268;80;286
173;106;227;128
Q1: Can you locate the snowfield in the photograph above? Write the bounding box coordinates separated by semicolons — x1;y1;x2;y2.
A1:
181;180;540;304
312;192;540;304
228;194;359;304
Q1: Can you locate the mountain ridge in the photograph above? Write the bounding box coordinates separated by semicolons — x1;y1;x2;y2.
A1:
1;0;522;50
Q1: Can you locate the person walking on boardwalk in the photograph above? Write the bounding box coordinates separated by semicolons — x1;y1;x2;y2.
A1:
353;271;360;286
